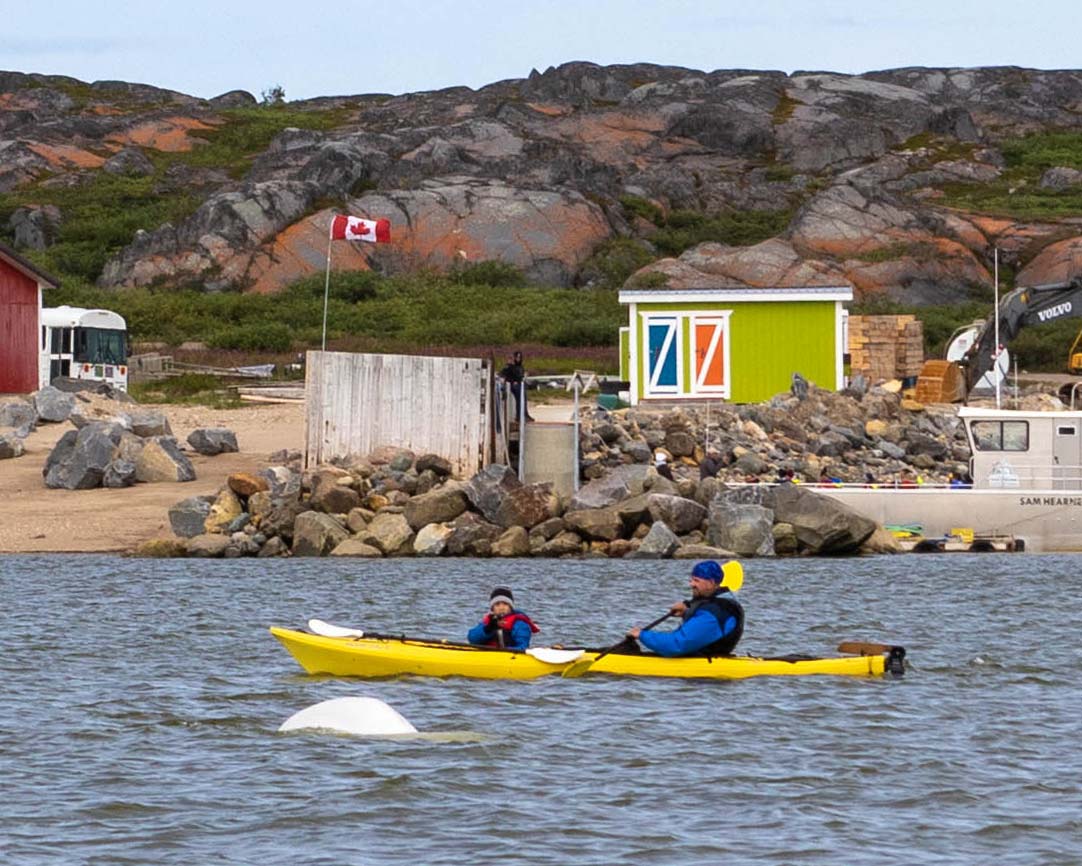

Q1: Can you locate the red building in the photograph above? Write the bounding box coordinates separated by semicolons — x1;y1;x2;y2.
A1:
1;241;59;395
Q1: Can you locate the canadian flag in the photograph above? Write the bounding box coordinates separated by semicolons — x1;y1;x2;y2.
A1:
330;214;391;243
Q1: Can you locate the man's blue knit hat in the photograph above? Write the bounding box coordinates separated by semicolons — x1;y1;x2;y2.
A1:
691;560;723;582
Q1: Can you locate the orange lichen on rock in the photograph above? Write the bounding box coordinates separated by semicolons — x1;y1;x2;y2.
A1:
245;214;373;294
107;116;217;152
26;143;106;169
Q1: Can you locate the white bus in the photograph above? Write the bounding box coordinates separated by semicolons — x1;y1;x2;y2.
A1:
39;305;128;391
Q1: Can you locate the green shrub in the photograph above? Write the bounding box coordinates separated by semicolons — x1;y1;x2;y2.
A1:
448;261;525;287
619;194;664;225
1001;131;1082;171
579;238;655;289
207;322;292;351
652;208;792;256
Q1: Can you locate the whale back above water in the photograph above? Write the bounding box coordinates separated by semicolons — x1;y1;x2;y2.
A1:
278;697;417;736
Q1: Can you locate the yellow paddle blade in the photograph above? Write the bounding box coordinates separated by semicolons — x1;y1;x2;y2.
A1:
721;560;744;592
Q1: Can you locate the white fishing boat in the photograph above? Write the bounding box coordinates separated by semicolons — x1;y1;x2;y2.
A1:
814;406;1082;553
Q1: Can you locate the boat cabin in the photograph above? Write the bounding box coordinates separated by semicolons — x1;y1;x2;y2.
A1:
962;406;1082;490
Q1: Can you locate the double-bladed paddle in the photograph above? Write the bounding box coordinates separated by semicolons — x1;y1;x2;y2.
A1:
561;561;745;678
307;619;584;664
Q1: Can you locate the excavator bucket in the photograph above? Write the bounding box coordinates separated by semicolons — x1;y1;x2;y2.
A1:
915;360;966;403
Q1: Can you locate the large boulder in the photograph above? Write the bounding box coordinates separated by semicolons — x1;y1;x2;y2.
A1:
309;475;362;515
44;422;123;489
771;484;877;554
292;511;349;556
465;464;554;528
187;428;239;455
186;534;232;558
563;507;624;541
33;386;75;423
631;521;680;558
204;487;244;533
135;436;196;483
127;410;172;438
569;472;631;511
360;511;415;555
445;513;504;556
404;484;469;530
0;432;25;459
0;398;36;432
413;522;454;556
706;500;775;557
491;526;531;557
647;494;707;535
169;496;215;538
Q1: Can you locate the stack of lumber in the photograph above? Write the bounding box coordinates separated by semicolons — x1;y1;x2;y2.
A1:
848;315;925;381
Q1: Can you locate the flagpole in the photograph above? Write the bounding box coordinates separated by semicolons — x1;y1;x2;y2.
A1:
321;229;333;352
994;247;1001;409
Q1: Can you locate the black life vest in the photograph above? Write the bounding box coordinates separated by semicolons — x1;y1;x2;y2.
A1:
682;590;744;657
483;611;540;648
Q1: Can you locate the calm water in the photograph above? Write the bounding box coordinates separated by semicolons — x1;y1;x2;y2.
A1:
2;553;1080;866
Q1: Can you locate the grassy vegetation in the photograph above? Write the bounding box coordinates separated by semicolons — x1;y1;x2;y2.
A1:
128;374;244;407
651;208;793;256
185;105;350;178
933;131;1082;219
850;242;939;264
50;266;625;365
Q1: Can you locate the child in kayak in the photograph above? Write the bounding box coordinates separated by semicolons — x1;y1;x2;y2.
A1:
467;586;539;650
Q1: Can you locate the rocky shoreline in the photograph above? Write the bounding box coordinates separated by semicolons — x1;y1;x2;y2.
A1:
5;374;1066;559
140;374;1064;560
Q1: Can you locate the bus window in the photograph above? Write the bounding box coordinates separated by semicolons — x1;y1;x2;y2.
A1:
74;328;126;365
50;327;71;354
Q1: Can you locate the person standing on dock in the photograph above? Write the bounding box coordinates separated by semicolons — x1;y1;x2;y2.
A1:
500;350;533;422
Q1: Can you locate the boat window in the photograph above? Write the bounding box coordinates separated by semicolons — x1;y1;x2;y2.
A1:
971;420;1029;452
1057;425;1077;436
1002;421;1028;451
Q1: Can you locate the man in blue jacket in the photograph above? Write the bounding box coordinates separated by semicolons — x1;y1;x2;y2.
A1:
627;561;744;657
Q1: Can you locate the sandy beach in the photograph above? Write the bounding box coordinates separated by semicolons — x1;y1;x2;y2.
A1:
0;401;304;554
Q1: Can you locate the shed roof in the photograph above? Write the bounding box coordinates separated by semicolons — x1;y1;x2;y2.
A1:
619;286;853;304
0;240;59;289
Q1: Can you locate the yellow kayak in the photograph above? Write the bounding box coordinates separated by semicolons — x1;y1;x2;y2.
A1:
269;627;902;680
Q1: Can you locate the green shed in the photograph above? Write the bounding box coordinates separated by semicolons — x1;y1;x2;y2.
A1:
618;286;853;404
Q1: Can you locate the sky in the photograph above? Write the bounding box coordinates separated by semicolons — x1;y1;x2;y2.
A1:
4;0;1079;102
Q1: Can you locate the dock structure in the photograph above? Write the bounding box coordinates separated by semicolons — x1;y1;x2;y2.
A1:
897;535;1021;553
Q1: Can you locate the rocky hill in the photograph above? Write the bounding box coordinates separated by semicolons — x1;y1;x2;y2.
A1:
3;63;1082;300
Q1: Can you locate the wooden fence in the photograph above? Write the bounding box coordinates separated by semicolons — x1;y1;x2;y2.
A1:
305;351;491;475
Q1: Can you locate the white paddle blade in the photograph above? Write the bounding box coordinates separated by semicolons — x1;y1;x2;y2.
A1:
526;647;585;665
308;618;365;638
279;697;417;736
